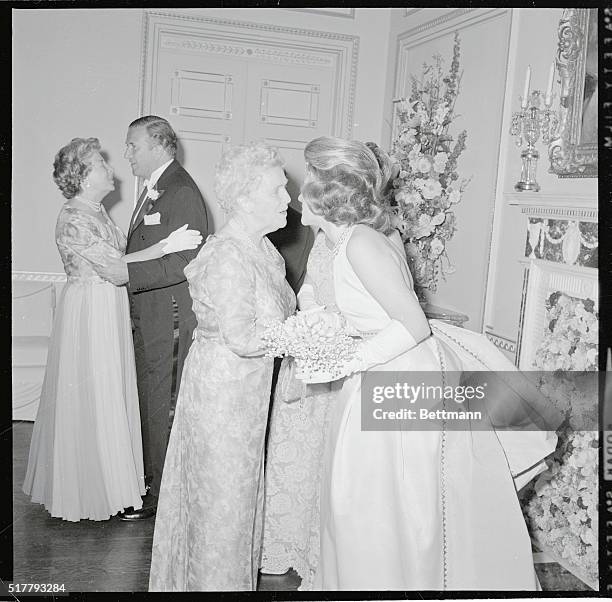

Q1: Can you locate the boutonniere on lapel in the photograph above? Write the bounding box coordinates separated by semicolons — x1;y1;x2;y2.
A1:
146;188;164;201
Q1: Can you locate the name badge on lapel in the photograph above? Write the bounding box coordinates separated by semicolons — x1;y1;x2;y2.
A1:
144;212;161;225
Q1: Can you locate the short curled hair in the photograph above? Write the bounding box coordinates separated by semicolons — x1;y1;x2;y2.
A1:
214;141;284;213
53;137;101;199
129;115;177;157
301;137;394;234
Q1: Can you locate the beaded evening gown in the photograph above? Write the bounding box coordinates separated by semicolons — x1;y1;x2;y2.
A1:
23;205;146;521
149;230;295;591
261;231;341;589
314;224;557;591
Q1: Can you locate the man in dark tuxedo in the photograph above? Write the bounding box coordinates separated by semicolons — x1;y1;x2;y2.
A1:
268;204;314;295
97;116;208;519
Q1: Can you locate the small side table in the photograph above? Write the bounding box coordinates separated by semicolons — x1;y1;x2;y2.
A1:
420;302;469;328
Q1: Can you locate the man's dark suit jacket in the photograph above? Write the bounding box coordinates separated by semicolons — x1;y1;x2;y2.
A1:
268;205;314;295
126;159;209;498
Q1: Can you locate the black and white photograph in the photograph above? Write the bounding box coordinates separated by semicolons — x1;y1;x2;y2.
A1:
9;5;604;596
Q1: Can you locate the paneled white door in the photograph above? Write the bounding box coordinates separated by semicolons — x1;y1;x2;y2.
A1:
152;51;248;230
143;14;358;228
244;61;335;208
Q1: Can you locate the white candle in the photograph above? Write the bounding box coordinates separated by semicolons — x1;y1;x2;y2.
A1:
521;65;531;109
545;62;555;105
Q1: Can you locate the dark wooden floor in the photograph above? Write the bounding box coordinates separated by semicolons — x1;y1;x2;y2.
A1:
12;421;591;593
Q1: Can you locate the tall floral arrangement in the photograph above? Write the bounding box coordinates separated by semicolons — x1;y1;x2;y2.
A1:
390;32;469;297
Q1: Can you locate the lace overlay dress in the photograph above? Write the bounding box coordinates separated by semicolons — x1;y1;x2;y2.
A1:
149;232;296;592
23;205;146;521
261;231;341;589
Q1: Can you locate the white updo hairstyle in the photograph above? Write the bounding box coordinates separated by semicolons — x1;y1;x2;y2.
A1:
214;141;284;213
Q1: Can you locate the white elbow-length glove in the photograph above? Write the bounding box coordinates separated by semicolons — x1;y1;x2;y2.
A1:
160;224;203;255
342;319;419;376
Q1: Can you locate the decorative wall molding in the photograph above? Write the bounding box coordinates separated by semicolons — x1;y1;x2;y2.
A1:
145;10;359;42
395;8;508;99
399;8;472;40
517;205;597;221
506;192;598;221
287;8;355;19
141;11;359;138
404;9;423;18
485;331;517;353
397;7;504;46
12;271;66;283
524;217;597;268
161;33;333;66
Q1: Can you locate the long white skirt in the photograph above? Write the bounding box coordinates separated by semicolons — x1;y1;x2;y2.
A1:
23;280;145;521
314;326;556;590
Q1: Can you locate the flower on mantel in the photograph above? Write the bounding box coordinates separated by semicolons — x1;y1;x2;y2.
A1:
518;293;600;588
390;32;470;297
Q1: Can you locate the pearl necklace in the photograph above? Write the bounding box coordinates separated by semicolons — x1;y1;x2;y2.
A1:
74;196;102;212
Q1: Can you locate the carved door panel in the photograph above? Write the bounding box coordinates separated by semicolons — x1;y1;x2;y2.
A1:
244;62;335;208
151;51;248;230
142;13;358;230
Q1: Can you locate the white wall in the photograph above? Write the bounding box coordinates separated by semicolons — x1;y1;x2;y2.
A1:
12;9;143;273
12;7;391;275
381;8;513;330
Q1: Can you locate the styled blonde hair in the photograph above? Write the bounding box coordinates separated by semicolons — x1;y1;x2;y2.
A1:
301;136;393;234
214;141;284;213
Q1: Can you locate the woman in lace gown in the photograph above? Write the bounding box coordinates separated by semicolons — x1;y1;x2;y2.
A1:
260;230;340;588
23;138;201;522
297;137;557;590
149;142;296;592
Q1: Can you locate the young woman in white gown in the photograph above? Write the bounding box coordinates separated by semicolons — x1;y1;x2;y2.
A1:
297;136;557;591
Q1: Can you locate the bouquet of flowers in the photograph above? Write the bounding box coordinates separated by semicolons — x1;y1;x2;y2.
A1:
261;310;358;383
390;32;469;297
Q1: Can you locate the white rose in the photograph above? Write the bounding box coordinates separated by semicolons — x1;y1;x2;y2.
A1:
417;157;432;174
399;129;417;146
421;179;443;200
429;238;444;257
448;189;461;204
395;190;410;205
407;191;424;205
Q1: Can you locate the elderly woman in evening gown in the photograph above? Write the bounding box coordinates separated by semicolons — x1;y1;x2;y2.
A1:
149;142;296;591
23;137;201;522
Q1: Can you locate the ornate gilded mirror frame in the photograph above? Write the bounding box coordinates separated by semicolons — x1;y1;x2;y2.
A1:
549;8;597;178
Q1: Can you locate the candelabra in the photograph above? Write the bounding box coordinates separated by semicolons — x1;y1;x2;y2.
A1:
510;90;559;192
